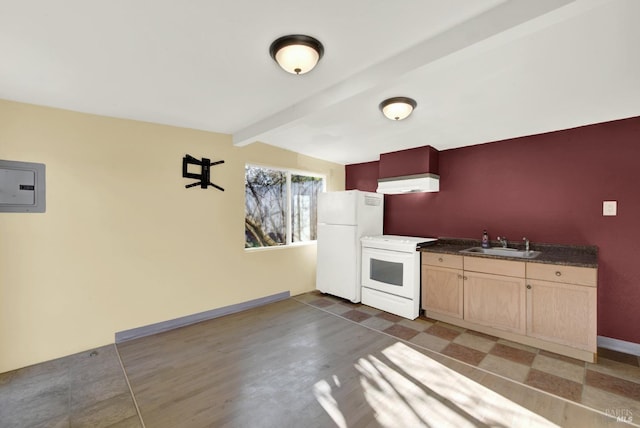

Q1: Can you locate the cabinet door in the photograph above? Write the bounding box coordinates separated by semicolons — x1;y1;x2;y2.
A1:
527;279;597;351
421;265;463;319
464;272;526;334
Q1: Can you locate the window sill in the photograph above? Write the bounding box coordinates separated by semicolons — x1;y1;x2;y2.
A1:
244;240;317;252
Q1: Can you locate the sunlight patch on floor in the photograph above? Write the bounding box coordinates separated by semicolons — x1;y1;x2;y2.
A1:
314;341;560;427
314;378;347;428
380;341;558;427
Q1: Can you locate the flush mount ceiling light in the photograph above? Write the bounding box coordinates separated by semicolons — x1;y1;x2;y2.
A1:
379;97;417;121
269;34;324;75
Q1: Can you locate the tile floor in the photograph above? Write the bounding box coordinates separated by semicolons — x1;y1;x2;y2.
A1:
296;290;640;422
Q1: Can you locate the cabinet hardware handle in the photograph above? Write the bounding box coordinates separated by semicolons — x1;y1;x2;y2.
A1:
463;276;468;280
555;271;562;276
438;257;443;262
458;274;463;279
526;284;532;289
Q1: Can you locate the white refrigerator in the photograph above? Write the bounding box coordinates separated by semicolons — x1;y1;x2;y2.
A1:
316;190;384;302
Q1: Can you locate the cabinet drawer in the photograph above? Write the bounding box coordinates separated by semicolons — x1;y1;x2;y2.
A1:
463;257;525;277
422;252;463;270
526;263;597;287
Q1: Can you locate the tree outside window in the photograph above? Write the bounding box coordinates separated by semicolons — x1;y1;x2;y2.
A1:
245;165;325;248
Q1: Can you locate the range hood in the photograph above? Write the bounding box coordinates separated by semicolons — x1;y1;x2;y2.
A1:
376;146;440;194
377;173;439;194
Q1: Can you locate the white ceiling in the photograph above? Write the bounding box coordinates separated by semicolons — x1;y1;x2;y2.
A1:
1;0;639;165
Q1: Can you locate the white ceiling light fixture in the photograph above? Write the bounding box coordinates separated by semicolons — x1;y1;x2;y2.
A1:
379;97;417;121
269;35;324;75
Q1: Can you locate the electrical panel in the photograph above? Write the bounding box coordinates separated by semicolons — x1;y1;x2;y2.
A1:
0;159;46;213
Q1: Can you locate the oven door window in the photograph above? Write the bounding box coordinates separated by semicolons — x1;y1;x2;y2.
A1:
370;258;403;287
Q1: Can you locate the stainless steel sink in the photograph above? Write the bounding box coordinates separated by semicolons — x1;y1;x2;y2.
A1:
459;247;541;259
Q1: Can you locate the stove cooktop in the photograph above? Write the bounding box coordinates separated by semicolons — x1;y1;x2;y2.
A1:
361;235;438;252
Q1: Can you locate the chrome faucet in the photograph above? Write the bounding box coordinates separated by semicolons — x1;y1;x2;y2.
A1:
497;236;508;248
523;237;530;252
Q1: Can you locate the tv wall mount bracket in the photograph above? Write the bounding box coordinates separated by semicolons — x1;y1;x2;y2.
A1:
182;154;225;191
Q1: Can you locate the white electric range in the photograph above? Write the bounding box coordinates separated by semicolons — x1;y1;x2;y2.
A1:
360;235;437;319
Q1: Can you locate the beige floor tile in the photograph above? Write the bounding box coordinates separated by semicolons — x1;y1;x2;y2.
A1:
496;338;539;353
539;349;585;366
588;357;640;384
357;305;383;316
561;401;626;428
409;332;450;353
324;303;353;316
360;316;394;331
479;354;530;383
581;385;640;419
397;318;433;331
453;332;497;353
532;354;586;384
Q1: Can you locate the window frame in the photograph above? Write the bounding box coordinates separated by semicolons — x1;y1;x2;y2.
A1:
244;163;326;251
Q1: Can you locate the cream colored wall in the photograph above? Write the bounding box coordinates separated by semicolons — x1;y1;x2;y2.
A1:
0;99;345;373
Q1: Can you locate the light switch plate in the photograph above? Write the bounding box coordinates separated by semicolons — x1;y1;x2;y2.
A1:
603;200;617;216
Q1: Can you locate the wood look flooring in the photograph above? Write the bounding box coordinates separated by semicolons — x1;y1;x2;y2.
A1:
116;298;624;427
0;344;141;427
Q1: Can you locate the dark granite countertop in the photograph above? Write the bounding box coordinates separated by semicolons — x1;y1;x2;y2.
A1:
419;238;598;268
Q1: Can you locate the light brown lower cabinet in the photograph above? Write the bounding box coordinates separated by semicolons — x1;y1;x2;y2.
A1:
463;271;526;334
526;279;597;350
526;262;598;352
421;253;464;319
421;265;464;319
421;251;598;362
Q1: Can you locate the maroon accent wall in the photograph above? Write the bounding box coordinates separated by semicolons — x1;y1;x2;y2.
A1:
378;145;439;178
345;160;379;192
346;116;640;345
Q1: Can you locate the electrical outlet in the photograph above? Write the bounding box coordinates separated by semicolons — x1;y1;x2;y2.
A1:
603;201;617;216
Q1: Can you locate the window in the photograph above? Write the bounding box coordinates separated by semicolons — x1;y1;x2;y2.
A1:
245;165;325;248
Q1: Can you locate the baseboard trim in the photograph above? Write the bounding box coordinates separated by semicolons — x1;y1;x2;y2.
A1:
597;335;640;356
115;291;290;343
